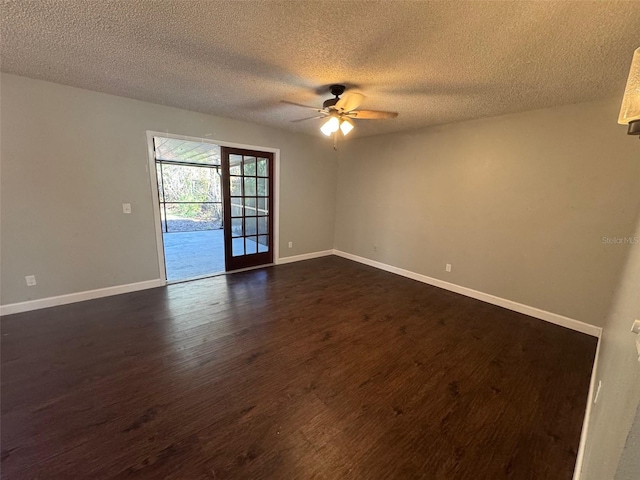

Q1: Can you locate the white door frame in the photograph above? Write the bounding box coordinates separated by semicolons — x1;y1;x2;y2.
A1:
145;130;281;285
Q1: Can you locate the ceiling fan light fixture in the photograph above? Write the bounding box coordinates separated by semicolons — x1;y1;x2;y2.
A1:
619;47;640;136
340;117;354;136
321;115;340;136
284;85;397;140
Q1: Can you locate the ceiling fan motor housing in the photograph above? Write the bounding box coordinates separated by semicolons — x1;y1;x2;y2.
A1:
329;84;346;97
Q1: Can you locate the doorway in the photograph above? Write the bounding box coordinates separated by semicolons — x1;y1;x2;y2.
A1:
154;136;224;281
149;134;277;283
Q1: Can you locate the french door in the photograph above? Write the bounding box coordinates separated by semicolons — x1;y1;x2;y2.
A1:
221;147;274;271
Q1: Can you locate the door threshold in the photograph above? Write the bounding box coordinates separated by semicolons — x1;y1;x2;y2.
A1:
167;271;226;285
166;263;276;285
226;263;275;274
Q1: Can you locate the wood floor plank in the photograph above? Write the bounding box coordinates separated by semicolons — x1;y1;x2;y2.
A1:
1;256;596;479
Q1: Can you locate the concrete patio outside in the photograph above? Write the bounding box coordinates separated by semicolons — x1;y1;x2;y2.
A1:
163;230;225;281
162;229;269;281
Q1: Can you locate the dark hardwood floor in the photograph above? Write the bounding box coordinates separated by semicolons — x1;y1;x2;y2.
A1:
1;256;597;479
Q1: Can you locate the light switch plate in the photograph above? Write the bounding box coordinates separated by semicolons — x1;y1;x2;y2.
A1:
631;319;640;334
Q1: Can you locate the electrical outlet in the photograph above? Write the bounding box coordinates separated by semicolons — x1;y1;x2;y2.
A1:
631;319;640;334
25;275;37;286
445;264;452;272
122;203;132;214
288;241;293;249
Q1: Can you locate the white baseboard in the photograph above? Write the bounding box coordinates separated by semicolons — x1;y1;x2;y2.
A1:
0;279;165;316
0;249;334;316
2;250;603;341
573;337;601;480
277;250;334;265
332;249;602;338
332;248;602;478
1;248;600;478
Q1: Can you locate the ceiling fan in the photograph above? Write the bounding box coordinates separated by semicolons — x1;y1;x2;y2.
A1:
282;84;398;138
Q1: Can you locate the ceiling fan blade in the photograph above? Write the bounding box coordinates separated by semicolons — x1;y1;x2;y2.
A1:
348;110;399;119
336;92;365;112
290;115;326;123
280;100;323;112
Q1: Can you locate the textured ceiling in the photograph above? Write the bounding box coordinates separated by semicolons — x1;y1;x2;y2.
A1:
2;1;640;138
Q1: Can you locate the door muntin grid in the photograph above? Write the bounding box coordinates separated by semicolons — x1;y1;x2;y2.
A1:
228;154;270;258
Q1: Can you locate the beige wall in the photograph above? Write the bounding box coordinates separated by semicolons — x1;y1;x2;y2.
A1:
2;73;639;478
0;73;337;305
582;213;640;480
615;405;640;479
335;98;640;327
334;97;640;478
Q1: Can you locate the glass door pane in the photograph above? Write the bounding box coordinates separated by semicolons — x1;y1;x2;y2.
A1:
221;147;274;271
